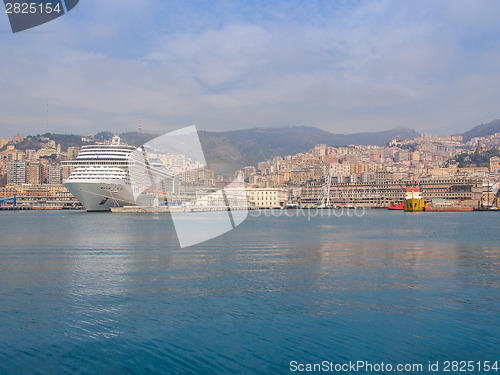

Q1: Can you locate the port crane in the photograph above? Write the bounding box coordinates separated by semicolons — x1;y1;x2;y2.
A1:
315;167;332;207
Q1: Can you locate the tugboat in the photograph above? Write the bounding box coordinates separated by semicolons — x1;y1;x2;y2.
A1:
404;183;425;212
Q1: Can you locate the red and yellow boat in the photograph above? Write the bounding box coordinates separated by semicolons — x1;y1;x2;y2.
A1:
404;184;425;212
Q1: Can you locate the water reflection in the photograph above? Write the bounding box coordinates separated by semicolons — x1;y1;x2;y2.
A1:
0;210;499;373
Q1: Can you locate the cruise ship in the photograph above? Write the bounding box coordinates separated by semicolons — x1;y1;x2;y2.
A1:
63;136;176;211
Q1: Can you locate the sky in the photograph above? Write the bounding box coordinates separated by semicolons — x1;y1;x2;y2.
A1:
1;0;500;139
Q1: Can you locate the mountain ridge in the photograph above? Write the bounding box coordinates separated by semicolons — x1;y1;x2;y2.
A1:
6;119;500;176
197;126;419;174
460;119;500;142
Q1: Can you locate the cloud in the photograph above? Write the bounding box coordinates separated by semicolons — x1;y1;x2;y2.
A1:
1;0;500;138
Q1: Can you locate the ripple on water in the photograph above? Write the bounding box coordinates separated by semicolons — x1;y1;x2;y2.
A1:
0;211;499;373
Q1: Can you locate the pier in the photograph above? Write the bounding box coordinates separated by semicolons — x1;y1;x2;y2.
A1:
111;205;250;213
0;206;32;211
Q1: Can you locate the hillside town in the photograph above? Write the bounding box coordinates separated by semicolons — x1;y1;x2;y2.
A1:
1;129;499;210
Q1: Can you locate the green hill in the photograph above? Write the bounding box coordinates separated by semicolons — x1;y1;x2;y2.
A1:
448;148;500;168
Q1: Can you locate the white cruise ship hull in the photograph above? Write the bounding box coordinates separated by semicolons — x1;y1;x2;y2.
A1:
62;135;176;212
64;180;134;212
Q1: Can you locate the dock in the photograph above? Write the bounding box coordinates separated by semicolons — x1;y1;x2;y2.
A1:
112;206;170;213
0;206;32;211
111;206;247;213
425;206;474;212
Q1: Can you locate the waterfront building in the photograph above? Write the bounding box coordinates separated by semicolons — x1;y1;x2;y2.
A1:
0;184;76;206
300;177;482;207
194;188;248;208
375;171;394;181
26;162;43;185
0;185;18;197
359;172;375;183
6;161;26;184
246;188;287;209
47;164;63;185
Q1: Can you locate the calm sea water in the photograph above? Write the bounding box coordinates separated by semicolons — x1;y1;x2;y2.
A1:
0;210;498;374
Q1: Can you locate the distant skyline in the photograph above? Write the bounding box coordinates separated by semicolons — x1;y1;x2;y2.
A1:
1;0;500;139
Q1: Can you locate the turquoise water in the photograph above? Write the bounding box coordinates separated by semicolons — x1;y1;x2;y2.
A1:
0;210;499;374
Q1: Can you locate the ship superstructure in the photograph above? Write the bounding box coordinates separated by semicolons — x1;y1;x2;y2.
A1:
63;136;176;211
403;183;425;212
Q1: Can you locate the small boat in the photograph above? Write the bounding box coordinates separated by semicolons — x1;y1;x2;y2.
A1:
388;202;404;210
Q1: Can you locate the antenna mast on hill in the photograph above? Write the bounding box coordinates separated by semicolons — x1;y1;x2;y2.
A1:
45;99;49;133
138;118;143;134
